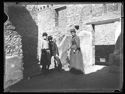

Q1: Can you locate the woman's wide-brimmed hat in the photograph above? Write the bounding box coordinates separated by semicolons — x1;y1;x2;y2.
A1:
48;36;53;40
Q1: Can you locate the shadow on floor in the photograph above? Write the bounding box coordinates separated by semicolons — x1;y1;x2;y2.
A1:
7;66;122;92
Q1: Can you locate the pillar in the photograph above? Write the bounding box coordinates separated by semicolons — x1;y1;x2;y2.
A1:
7;4;39;78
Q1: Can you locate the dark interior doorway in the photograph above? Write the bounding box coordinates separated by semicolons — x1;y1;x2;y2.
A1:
95;45;115;65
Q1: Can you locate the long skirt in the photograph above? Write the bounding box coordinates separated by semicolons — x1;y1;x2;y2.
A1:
40;49;51;66
69;49;84;72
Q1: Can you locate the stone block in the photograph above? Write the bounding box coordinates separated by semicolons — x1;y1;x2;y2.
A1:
4;56;23;89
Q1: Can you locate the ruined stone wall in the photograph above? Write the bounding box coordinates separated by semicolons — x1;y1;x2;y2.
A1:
62;3;121;42
4;20;23;89
26;3;121;61
4;21;22;56
4;3;121;63
66;3;121;45
5;3;121;57
48;3;121;46
65;4;83;33
4;4;39;89
90;4;121;45
34;3;121;64
95;23;116;45
4;4;23;89
58;8;67;34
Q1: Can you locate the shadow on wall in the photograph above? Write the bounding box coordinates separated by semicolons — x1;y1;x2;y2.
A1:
4;12;8;23
7;5;39;78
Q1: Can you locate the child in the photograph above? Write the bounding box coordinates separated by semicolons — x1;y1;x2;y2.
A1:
48;36;62;71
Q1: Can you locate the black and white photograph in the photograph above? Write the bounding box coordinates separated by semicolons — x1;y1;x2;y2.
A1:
4;2;123;92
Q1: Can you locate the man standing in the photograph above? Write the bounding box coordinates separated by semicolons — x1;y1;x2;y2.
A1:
40;32;51;73
48;36;62;71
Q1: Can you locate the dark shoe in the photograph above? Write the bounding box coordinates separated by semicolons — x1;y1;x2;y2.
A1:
57;68;63;71
41;69;47;74
69;68;75;73
74;69;84;74
70;68;83;74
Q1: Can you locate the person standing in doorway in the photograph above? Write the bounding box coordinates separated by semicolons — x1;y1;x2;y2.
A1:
40;32;51;74
48;36;62;71
68;29;84;74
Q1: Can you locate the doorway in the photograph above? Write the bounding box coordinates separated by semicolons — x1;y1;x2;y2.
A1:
86;18;120;65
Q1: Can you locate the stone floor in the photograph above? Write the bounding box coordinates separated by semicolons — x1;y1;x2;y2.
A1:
7;65;122;92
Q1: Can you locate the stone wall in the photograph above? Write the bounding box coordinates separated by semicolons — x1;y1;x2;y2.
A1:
4;3;122;89
56;3;121;67
4;56;23;89
7;5;39;78
4;3;23;89
95;23;116;45
4;21;22;56
4;21;23;89
4;3;121;59
4;4;39;90
43;3;121;45
25;3;121;62
64;4;121;44
58;8;67;34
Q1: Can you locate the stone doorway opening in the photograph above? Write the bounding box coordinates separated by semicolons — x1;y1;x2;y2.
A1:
86;18;121;66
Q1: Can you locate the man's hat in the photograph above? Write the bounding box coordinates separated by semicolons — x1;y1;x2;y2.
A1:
42;32;48;36
48;36;53;40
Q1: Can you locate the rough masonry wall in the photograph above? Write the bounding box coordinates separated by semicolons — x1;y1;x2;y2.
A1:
95;23;116;45
4;20;23;89
67;4;121;45
5;3;121;65
25;4;121;61
4;21;22;56
4;3;23;89
38;8;55;34
4;3;121;64
58;9;67;34
84;4;121;45
57;3;121;67
66;4;85;31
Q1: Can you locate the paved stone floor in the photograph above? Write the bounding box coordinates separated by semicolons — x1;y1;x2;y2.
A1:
8;66;122;92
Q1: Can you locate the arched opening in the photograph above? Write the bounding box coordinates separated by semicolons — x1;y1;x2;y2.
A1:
5;4;40;79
